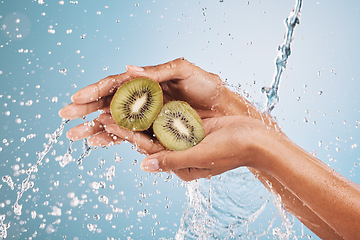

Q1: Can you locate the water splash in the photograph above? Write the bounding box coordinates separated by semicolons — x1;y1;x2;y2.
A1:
58;140;75;167
0;214;10;239
77;138;92;165
1;175;14;190
272;194;296;240
176;169;272;239
262;0;303;112
13;118;70;216
176;181;210;240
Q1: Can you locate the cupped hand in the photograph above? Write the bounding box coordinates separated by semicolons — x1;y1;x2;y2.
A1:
58;58;263;143
141;115;271;181
93;113;269;181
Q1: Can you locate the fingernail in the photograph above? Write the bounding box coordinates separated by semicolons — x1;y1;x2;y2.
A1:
126;65;144;72
141;158;159;172
71;94;75;102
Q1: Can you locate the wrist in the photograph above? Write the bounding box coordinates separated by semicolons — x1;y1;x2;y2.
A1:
218;87;249;115
219;87;276;127
245;126;290;173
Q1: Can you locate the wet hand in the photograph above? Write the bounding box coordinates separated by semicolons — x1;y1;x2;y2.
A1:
136;115;269;181
59;58;257;143
59;58;244;120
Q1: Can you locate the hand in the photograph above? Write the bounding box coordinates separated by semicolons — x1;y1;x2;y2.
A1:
58;58;261;144
139;115;270;181
91;114;269;181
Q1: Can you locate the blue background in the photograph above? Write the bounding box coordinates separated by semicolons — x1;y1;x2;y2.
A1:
1;0;359;239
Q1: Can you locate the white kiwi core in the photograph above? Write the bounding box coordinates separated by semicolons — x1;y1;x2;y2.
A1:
173;118;190;137
131;94;147;113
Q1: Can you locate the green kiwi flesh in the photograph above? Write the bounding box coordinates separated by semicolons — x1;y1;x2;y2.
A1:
153;101;205;151
110;78;163;131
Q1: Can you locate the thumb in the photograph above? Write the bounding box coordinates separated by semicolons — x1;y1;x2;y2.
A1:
140;144;211;173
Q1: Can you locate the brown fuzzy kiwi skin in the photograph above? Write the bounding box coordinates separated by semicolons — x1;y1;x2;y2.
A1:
153;100;205;151
110;77;163;132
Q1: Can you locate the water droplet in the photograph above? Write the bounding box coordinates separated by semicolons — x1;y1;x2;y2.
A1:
14;202;22;215
51;96;58;103
2;175;14;190
137;210;145;218
114;153;123;163
87;223;96;232
25;100;33;106
164;173;173;182
59;68;67;75
105;213;113;221
105;166;115;181
98;195;109;204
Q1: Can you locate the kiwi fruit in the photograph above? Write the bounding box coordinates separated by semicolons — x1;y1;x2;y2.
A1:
110;77;163;131
153;101;205;151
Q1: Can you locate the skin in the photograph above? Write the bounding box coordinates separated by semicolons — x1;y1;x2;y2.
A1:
59;58;360;239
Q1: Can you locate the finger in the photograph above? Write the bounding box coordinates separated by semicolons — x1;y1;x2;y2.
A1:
88;132;123;147
66;119;104;141
71;73;131;104
59;95;112;119
96;113;115;126
105;124;164;155
66;113;115;140
173;168;213;182
99;106;111;114
173;164;237;181
126;58;199;83
140;142;217;173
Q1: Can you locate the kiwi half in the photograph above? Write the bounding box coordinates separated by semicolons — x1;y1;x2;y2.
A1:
153;101;205;151
110;77;163;131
